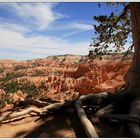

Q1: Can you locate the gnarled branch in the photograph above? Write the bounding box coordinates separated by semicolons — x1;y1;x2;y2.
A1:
75;99;99;138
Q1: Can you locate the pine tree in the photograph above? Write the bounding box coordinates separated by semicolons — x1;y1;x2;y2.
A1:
89;3;140;137
91;3;132;57
1;3;140;138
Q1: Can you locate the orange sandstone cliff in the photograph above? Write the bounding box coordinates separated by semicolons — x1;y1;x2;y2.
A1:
0;54;133;112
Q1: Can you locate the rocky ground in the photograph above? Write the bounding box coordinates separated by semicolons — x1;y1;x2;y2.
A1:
0;53;133;112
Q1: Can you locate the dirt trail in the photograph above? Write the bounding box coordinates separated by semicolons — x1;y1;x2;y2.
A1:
0;110;130;138
0;113;76;138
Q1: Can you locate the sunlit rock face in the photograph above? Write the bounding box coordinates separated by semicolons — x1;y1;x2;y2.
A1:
0;54;133;111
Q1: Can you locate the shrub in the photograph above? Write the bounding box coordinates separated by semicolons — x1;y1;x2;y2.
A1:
31;70;44;76
1;72;26;82
3;80;20;93
3;79;37;97
0;67;4;73
21;82;37;96
0;93;13;109
14;65;28;70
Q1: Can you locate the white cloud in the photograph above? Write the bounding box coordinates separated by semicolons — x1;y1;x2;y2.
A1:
0;3;92;35
51;22;92;31
0;3;92;60
0;23;89;60
71;22;92;30
6;3;63;30
0;21;30;33
51;22;92;37
63;30;82;37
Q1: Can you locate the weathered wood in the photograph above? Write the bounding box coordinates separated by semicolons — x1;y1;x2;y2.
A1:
25;99;51;107
0;92;109;123
128;123;140;137
95;104;114;117
128;98;140;137
80;92;108;102
74;99;99;138
99;114;140;124
42;92;109;113
0;107;42;122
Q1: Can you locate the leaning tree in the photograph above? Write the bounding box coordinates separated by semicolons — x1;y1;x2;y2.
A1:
89;2;140;137
0;2;140;138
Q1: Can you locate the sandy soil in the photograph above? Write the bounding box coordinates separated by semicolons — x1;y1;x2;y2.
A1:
0;110;130;138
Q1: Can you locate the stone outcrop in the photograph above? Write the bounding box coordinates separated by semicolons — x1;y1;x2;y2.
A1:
0;54;133;111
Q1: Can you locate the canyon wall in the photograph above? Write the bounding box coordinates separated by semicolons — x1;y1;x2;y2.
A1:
0;54;132;112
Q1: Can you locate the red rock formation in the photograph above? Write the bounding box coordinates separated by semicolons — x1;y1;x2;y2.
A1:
0;54;133;110
36;60;131;96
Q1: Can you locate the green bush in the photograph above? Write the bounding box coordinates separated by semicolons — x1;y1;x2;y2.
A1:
14;65;28;70
31;70;44;76
0;67;4;73
3;81;20;93
0;93;13;109
0;72;26;82
21;82;37;96
0;99;6;109
3;80;37;96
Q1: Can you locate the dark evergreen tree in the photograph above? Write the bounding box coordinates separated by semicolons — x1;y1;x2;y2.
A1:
1;3;140;138
89;3;140;137
90;3;132;58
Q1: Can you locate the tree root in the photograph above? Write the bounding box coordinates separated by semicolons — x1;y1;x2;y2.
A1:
95;104;114;117
75;99;99;138
128;123;140;137
0;107;42;122
128;98;140;137
1;91;140;138
99;114;140;124
24;98;51;107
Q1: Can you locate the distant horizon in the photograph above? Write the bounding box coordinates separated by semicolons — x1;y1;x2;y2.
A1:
0;2;130;60
0;52;134;61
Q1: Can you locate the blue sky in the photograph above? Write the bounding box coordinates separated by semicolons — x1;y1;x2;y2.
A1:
0;2;124;60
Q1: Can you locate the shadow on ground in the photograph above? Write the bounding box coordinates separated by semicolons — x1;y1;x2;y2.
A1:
1;109;130;138
13;110;87;138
